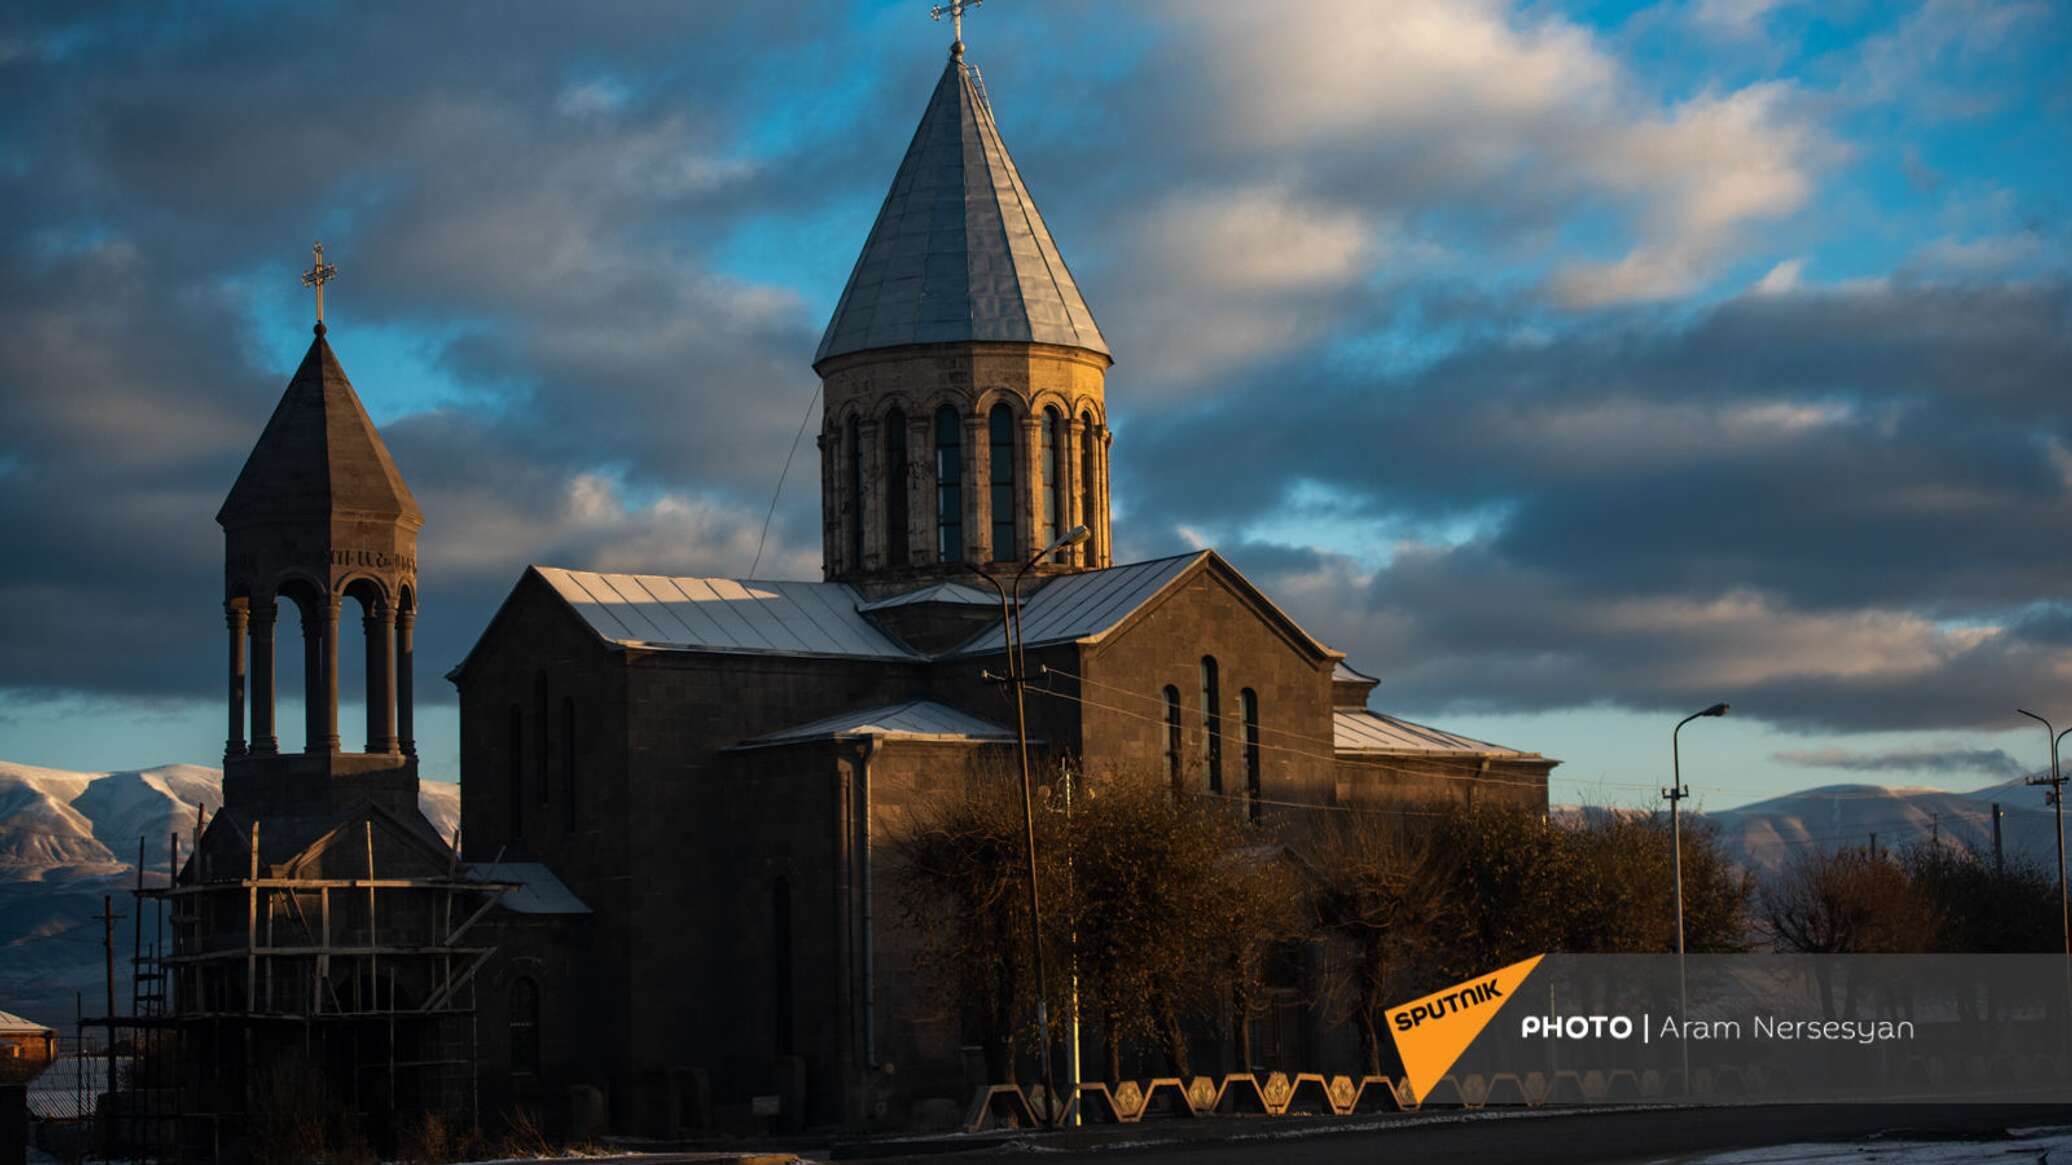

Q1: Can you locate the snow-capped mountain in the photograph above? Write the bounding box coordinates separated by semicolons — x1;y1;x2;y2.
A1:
1704;781;2060;877
0;760;460;1030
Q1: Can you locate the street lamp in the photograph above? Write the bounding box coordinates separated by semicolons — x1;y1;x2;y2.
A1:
968;523;1089;1125
1665;701;1726;1095
2016;710;2072;965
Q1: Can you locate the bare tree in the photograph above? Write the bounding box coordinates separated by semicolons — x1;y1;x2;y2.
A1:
1306;812;1453;1076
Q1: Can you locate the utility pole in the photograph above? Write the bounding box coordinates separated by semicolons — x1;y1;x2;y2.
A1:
1868;832;1877;860
1993;803;2004;875
96;893;120;1149
969;523;1089;1126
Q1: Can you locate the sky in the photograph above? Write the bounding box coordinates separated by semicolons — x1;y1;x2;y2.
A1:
0;0;2067;812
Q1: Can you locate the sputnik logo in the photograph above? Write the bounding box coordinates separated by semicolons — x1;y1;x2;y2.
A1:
1384;954;1544;1102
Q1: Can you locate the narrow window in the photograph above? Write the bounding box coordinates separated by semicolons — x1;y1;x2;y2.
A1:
561;696;577;834
846;413;864;570
1200;656;1223;792
510;977;540;1076
989;405;1017;561
506;705;524;841
1242;688;1261;821
771;877;795;1055
534;671;549;805
884;408;909;568
935;406;963;563
1163;685;1183;785
1046;407;1068;560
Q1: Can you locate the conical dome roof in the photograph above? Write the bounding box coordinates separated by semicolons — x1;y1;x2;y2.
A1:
218;328;421;528
815;53;1108;366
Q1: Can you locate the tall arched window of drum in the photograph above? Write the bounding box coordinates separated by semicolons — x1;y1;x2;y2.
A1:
935;406;963;562
1044;407;1066;559
1163;685;1183;785
846;413;864;570
1241;688;1261;821
1200;656;1223;792
883;408;909;567
989;405;1016;561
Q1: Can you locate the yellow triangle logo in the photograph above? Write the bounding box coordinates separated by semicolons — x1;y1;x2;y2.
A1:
1385;954;1543;1102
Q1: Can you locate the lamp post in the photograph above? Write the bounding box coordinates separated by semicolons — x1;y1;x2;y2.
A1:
1665;701;1727;1095
2017;711;2072;967
969;523;1090;1126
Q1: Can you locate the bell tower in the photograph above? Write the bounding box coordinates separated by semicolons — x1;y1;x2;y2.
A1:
813;31;1114;592
217;245;424;819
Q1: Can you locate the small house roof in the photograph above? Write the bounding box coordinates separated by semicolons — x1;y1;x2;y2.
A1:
1333;709;1541;760
0;1009;53;1036
732;699;1018;750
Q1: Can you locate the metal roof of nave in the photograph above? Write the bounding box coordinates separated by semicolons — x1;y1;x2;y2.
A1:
814;51;1109;366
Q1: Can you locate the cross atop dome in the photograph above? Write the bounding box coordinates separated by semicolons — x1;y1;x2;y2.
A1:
930;0;980;58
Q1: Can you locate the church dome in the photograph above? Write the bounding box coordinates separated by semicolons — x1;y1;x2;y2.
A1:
814;51;1109;367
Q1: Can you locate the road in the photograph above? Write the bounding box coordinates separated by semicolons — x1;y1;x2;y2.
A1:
839;1103;2072;1164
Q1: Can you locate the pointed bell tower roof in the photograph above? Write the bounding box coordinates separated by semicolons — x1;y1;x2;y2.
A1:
217;326;422;529
814;49;1109;367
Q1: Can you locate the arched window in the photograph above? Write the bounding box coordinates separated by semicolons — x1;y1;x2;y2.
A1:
1043;406;1064;556
989;405;1017;561
771;877;795;1055
509;977;540;1076
1163;685;1183;784
561;696;577;834
846;413;864;570
935;406;963;563
884;408;909;567
534;671;549;805
1241;688;1261;821
1200;657;1223;792
506;704;524;841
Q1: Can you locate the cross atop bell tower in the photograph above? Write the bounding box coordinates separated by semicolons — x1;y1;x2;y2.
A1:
217;245;425;819
300;241;337;327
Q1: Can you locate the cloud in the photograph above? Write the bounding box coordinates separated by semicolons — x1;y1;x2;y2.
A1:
1773;745;2029;779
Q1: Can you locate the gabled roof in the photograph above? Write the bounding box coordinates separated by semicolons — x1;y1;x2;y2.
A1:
1333;709;1541;760
218;328;421;527
731;699;1018;750
856;580;998;611
0;1009;52;1035
947;551;1338;661
815;52;1108;366
536;567;919;660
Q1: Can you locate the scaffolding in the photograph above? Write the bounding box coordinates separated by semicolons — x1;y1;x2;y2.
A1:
92;815;511;1162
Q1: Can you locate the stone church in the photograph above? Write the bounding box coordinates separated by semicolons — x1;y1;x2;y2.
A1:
446;41;1556;1132
187;35;1555;1145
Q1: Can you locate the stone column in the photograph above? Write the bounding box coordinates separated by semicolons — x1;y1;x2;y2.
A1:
966;413;989;565
908;412;931;566
816;431;835;579
225;603;248;759
250;604;277;755
319;599;341;753
397;606;416;757
859;417;882;573
1021;416;1043;562
364;605;397;754
1097;428;1114;568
